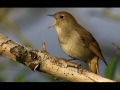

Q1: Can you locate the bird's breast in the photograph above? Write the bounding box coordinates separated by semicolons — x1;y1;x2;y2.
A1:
57;31;94;62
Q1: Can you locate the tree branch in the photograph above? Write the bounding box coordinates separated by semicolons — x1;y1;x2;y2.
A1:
0;33;115;82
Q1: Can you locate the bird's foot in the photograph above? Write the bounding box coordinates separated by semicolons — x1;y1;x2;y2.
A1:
77;65;87;74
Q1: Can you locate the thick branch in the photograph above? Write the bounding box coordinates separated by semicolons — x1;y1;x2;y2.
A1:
0;34;115;82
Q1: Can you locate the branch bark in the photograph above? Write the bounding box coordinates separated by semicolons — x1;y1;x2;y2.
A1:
0;34;115;82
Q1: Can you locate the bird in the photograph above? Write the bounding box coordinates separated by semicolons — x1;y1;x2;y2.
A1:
48;11;108;74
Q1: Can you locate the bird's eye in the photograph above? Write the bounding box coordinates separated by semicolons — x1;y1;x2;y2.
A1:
60;15;64;19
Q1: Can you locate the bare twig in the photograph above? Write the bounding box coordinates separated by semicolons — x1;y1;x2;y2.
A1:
0;33;115;82
112;43;120;51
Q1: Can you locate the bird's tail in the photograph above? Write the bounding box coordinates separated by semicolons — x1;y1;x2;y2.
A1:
87;56;99;74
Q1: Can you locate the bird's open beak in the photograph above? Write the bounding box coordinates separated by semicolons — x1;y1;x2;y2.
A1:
48;14;55;29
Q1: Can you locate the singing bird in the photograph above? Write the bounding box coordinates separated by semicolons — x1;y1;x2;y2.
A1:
48;11;107;74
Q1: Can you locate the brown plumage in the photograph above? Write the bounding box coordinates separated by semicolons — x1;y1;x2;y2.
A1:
49;11;107;74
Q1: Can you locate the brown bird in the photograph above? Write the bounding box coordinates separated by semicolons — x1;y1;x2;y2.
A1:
48;11;107;74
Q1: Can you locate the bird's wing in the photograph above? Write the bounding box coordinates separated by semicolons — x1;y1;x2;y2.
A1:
75;27;108;65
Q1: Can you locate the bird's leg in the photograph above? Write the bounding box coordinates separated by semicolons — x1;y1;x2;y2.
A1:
60;58;81;68
67;58;82;68
60;57;87;74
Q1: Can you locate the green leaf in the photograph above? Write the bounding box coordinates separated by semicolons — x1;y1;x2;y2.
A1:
104;55;119;79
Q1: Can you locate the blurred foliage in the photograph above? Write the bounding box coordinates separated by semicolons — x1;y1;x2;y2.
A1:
0;8;32;47
102;8;120;21
105;42;120;81
0;62;6;81
13;67;33;82
116;74;120;81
